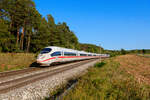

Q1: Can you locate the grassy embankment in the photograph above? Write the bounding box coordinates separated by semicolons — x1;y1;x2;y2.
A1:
63;55;150;100
0;53;36;72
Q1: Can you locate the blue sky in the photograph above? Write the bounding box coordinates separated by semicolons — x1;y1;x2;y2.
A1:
34;0;150;50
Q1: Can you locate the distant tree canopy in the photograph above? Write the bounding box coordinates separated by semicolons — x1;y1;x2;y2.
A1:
79;43;104;53
128;49;150;54
0;0;103;53
120;48;127;55
105;49;150;57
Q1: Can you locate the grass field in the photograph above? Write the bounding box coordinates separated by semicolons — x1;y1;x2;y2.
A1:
0;53;36;72
63;55;150;100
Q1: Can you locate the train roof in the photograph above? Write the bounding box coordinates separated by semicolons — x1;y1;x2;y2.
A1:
45;46;79;52
44;46;103;55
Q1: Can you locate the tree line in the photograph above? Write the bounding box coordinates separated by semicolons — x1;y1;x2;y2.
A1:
2;0;148;56
105;49;150;57
0;0;103;53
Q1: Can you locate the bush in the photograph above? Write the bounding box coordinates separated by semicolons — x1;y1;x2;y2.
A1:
94;62;106;68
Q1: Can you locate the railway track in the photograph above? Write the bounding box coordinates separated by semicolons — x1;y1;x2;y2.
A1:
0;59;96;79
0;59;97;94
0;67;41;78
0;59;97;84
0;61;79;79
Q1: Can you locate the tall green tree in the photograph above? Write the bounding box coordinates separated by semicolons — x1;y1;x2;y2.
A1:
121;48;126;55
0;0;105;53
30;17;50;52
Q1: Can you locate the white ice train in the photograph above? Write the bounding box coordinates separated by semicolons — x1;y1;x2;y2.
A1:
37;46;109;66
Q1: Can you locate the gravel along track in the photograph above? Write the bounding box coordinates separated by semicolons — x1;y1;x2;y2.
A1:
0;59;97;94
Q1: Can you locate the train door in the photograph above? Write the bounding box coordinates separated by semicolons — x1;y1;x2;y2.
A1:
62;51;65;62
57;51;63;62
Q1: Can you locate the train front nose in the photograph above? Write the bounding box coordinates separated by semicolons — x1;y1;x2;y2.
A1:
37;54;45;63
36;59;42;64
36;54;51;66
37;48;52;66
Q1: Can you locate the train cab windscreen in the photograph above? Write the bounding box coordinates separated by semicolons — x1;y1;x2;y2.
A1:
40;48;52;54
51;51;61;57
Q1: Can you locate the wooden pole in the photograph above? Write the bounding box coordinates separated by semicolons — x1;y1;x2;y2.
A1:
99;44;101;63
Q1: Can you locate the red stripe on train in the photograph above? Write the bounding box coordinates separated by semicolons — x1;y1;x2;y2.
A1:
41;57;56;62
41;56;99;62
58;56;88;58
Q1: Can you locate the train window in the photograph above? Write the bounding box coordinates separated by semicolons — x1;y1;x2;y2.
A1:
64;52;76;56
51;51;61;57
40;48;52;54
80;54;87;56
